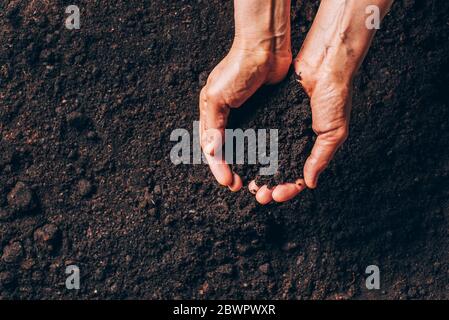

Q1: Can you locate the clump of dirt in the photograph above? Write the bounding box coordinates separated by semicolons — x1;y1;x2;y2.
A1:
247;76;314;187
0;0;448;300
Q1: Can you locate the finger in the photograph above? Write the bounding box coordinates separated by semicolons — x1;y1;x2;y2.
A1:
248;180;260;195
255;185;273;205
272;179;306;202
204;152;234;187
304;128;347;188
228;172;243;192
199;89;229;156
202;125;224;156
199;87;234;186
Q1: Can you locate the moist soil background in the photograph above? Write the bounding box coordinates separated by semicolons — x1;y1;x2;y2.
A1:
0;0;448;299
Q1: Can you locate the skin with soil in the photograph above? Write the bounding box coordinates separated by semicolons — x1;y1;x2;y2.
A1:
0;0;449;299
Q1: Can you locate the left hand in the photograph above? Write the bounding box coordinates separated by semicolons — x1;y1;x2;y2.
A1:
249;57;352;204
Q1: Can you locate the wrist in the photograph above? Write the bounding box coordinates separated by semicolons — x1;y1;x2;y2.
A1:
233;33;291;56
233;0;291;54
297;33;363;86
296;0;391;85
322;40;360;83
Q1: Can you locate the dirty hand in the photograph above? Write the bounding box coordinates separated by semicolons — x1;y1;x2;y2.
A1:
249;60;352;204
250;0;393;204
199;0;291;192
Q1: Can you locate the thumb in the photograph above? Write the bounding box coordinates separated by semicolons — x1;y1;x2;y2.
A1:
304;127;348;188
199;88;229;156
199;87;234;187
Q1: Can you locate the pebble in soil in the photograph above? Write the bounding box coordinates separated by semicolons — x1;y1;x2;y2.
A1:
33;224;61;253
77;179;94;198
7;182;36;213
1;241;24;264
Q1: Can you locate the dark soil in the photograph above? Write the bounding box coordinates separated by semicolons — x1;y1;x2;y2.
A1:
0;0;448;300
244;76;314;187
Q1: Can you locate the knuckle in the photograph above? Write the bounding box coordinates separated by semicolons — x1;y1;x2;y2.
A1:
313;124;349;144
307;154;321;167
335;127;349;142
200;85;219;105
311;123;322;135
